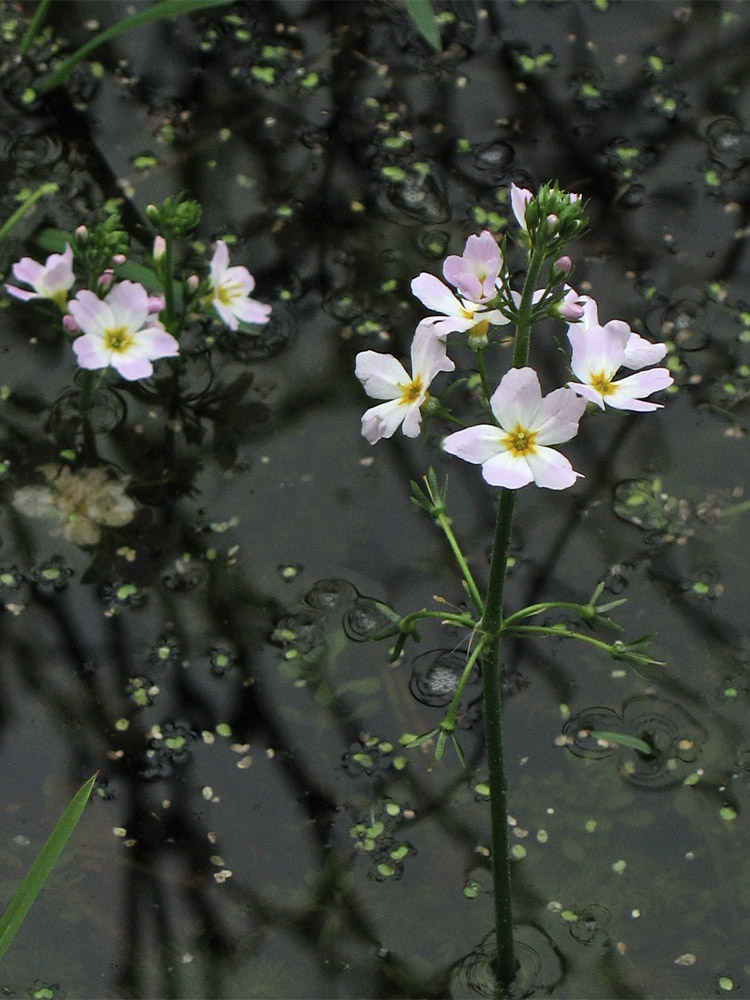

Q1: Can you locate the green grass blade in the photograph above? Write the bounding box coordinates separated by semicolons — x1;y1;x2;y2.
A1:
403;0;442;51
0;773;97;962
18;0;52;57
39;0;233;93
0;183;59;246
587;731;654;756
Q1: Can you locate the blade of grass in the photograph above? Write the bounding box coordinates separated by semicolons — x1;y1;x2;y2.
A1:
0;183;59;246
38;0;233;93
18;0;52;57
403;0;442;52
0;772;97;963
587;731;654;755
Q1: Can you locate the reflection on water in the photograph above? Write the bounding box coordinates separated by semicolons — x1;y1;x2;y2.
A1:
2;1;750;997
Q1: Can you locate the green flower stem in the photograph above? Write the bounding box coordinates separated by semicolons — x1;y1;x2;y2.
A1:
434;510;485;615
501;599;624;627
474;348;492;403
443;633;487;728
77;370;95;414
478;244;547;987
162;235;176;331
502;623;622;654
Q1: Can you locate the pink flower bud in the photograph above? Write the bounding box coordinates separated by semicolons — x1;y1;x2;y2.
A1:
187;274;199;292
147;295;164;314
546;213;559;229
153;236;166;261
553;255;572;275
62;313;79;334
97;269;114;291
75;225;88;241
112;253;126;266
558;300;584;322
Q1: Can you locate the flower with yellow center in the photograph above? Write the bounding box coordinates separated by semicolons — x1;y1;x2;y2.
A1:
208;240;271;330
355;321;455;444
5;244;75;310
442;367;587;490
567;303;672;411
69;280;179;380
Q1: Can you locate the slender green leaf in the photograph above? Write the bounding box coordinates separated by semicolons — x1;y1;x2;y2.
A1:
0;184;58;245
39;0;233;93
18;0;52;57
587;731;654;756
0;773;97;962
403;0;442;52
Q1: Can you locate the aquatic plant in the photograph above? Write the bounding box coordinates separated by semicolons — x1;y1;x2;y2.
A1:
355;183;672;989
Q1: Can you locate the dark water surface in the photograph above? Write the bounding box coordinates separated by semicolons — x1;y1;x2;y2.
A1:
1;1;750;997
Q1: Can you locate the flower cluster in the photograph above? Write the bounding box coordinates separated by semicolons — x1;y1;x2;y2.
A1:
355;183;673;490
4;220;271;383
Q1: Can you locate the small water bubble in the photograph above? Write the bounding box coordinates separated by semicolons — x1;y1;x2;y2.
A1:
379;169;451;224
342;598;387;641
705;116;750;170
409;648;465;707
416;228;449;259
303;578;356;611
568;904;610;946
273;609;326;654
472;139;514;177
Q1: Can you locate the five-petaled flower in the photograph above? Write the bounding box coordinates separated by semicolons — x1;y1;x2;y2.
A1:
208;240;272;330
442;367;587;490
567;298;673;411
69;280;179;380
355;322;455;444
411;230;509;338
5;244;75;310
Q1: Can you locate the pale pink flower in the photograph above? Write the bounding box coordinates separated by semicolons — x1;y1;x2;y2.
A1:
5;244;75;309
442;366;587;490
208;240;271;330
567;308;673;411
442;230;504;303
355;321;455;444
510;184;533;231
69;280;179;380
410;273;509;338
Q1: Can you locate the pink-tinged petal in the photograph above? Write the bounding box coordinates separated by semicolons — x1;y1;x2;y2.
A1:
443;254;482;302
442;424;504;465
481;450;534;489
361;399;406;444
568;323;627;382
568;381;606;410
68;290;112;337
604;369;673;410
425;313;481;335
44;245;75;291
577;295;600;330
139;326;180;359
488;367;543;431
623;333;667;369
484;308;511;327
111;356;155;381
411;273;467;317
228;297;272;325
355;351;410;400
443;231;503;301
532;386;588;445
72;334;111;370
525;447;582;490
224;264;256;295
410;321;455;381
11;257;45;287
106;280;149;331
5;284;37;301
210;240;230;284
510;184;532;230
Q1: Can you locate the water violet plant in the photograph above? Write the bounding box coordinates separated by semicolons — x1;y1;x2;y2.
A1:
355;183;673;989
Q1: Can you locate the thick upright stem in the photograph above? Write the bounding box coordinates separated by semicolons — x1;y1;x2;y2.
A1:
479;243;546;987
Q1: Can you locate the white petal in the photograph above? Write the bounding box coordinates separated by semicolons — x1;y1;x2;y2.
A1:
355;352;409;400
361;399;406;443
489;367;542;430
411;273;466;316
410;322;455;381
623;333;668;369
525;447;582;490
532;387;587;445
442;425;504;465
481;451;534;489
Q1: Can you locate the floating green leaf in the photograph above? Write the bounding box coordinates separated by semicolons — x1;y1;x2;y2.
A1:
403;0;441;51
587;730;654;755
